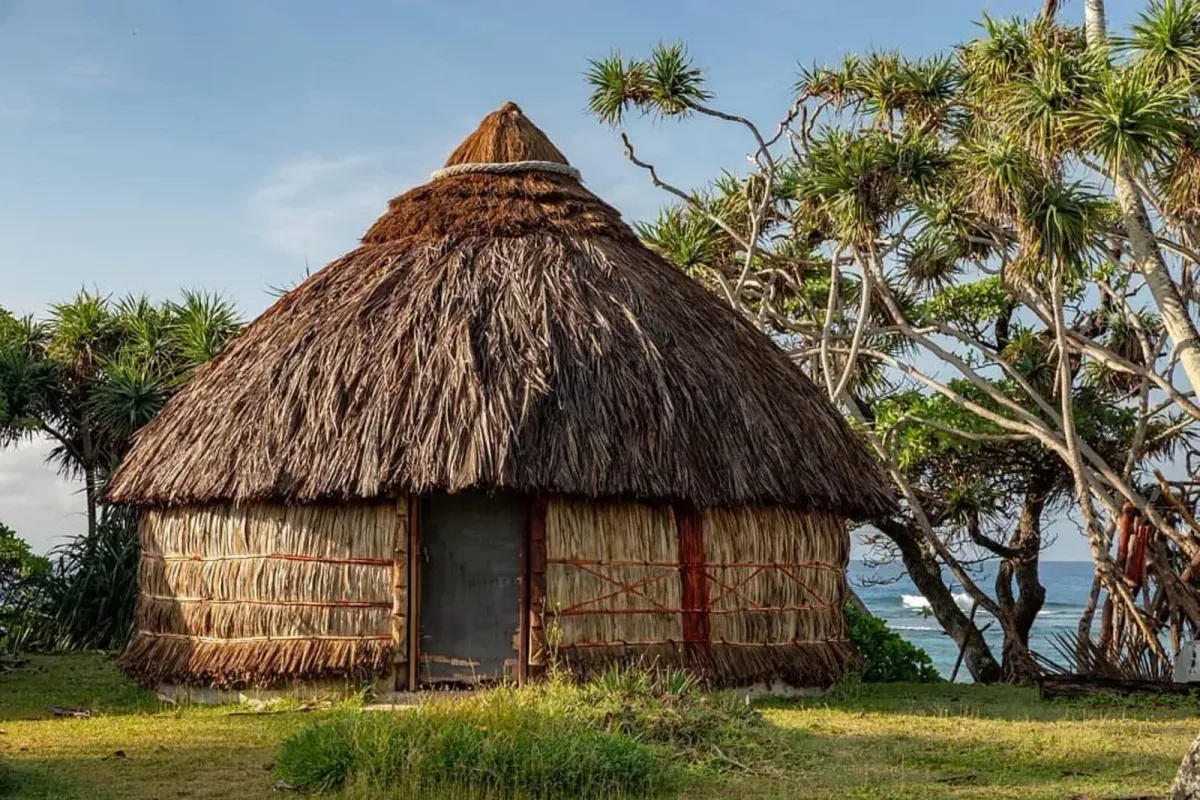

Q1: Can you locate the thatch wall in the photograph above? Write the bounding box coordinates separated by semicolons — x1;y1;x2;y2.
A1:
544;500;683;649
543;499;854;687
118;502;405;688
119;494;851;689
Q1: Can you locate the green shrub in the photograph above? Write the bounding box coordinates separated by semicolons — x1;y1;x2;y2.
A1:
575;662;763;757
277;666;768;797
2;506;138;653
0;522;51;651
846;602;941;683
277;714;361;791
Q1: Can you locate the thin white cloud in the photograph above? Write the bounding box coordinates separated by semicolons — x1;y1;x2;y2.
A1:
0;438;86;555
59;56;122;90
249;150;440;264
250;154;404;263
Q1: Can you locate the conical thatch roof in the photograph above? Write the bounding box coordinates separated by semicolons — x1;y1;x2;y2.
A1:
109;102;895;519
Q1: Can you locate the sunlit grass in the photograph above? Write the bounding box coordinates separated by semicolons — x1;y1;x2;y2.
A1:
0;653;1195;799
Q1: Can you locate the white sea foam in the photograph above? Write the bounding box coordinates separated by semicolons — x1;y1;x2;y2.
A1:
901;592;975;614
897;592;1080;623
889;625;942;632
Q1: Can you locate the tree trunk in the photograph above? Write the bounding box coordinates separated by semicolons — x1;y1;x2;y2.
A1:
1084;0;1200;396
881;519;1004;683
1113;172;1200;392
81;425;97;540
995;487;1049;684
1083;0;1107;44
846;587;870;615
1078;574;1102;642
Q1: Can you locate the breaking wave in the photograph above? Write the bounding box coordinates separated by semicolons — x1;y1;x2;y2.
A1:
901;593;975;614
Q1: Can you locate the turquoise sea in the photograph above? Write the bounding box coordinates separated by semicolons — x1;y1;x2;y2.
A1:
849;560;1097;679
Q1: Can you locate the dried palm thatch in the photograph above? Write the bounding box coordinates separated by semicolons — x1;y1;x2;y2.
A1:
1038;629;1174;683
113;102;888;690
543;499;856;688
108;102;895;521
118;502;403;688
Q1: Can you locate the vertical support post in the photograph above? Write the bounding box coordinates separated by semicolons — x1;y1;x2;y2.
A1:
527;496;549;679
406;493;421;691
676;503;711;656
518;499;530;686
391;497;409;691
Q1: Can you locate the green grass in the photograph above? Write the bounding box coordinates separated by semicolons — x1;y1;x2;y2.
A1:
275;665;756;797
0;653;1196;799
278;706;669;797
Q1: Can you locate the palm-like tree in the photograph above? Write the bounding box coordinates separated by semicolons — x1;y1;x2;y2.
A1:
1081;0;1200;407
0;291;241;537
583;3;1200;682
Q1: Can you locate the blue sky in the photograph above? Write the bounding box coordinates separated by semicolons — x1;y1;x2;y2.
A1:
0;0;1143;556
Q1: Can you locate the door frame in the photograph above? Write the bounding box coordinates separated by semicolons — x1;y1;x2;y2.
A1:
523;496;548;683
405;493;421;691
402;492;544;690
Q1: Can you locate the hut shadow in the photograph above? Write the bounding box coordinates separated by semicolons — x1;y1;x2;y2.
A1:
2;743;290;798
0;653;160;722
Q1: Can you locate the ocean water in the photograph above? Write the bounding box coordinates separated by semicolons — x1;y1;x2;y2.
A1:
850;560;1097;680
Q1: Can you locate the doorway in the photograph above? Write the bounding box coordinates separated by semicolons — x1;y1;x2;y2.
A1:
416;491;527;685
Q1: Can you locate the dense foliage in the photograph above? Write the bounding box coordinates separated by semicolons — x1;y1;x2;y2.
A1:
585;0;1200;683
0;507;139;653
845;603;941;683
0;522;50;649
0;291;241;537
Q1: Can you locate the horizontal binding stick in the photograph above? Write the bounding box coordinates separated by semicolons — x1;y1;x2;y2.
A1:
548;604;834;616
140;552;393;567
140;595;392;609
134;631;394;643
563;638;851;649
546;558;841;571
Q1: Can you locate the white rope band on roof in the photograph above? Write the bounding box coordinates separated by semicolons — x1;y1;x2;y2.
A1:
430;160;582;181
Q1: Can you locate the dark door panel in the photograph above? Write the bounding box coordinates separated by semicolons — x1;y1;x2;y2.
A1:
418;491;526;685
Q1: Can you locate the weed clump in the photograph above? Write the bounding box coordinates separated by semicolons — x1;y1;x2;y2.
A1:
276;666;766;797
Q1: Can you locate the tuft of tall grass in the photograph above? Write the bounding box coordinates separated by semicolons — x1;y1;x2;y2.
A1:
277;665;769;797
278;702;668;797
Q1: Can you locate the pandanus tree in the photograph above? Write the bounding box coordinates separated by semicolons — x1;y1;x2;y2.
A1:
585;0;1200;683
0;291;242;538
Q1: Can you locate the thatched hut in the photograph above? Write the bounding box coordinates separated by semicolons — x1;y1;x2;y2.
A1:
109;102;895;691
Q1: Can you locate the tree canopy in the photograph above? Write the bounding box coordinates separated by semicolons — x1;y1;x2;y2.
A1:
586;0;1200;681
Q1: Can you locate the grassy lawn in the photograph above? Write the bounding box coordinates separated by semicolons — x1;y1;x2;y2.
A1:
0;653;1196;799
